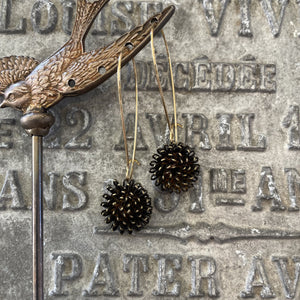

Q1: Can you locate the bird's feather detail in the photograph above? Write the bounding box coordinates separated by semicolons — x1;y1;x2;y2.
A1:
0;56;39;93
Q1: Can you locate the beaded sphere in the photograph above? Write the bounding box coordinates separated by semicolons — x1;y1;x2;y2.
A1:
101;179;152;234
150;142;200;193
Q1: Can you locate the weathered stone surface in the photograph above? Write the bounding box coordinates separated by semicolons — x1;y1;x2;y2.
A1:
0;0;300;299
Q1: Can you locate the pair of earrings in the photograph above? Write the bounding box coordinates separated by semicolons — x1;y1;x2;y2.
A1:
101;30;200;235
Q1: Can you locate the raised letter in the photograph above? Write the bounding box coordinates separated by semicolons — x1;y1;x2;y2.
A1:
111;2;134;35
83;253;119;296
31;0;58;34
123;254;149;296
115;113;148;151
239;0;253;37
253;167;285;211
61;0;75;35
43;172;59;210
182;113;212;150
152;254;182;296
216;113;234;150
241;256;275;298
0;170;25;210
201;0;230;36
188;256;220;297
273;256;300;299
0;0;26;33
50;253;82;296
62;172;88;211
237;113;266;151
285;168;300;211
0;119;15;149
259;0;288;37
282;105;300;150
189;171;205;213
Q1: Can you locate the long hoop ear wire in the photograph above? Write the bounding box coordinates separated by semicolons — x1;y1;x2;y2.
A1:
118;54;140;180
149;29;200;193
151;29;178;143
101;53;152;234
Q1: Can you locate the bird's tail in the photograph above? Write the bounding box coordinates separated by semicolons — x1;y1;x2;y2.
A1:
71;0;110;43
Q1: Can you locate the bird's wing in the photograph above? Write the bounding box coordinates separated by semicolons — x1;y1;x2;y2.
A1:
0;56;39;93
57;6;175;96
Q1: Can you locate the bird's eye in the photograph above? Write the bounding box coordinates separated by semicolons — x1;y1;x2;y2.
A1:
8;93;15;101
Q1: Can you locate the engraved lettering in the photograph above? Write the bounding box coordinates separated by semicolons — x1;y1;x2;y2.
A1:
0;0;26;33
188;256;220;298
211;169;246;205
138;2;163;24
50;253;82;296
43;172;59;210
0;170;25;210
285;168;300;211
61;0;75;35
146;113;169;147
0;118;15;149
272;256;300;299
174;62;190;90
216;113;234;150
91;7;107;36
191;58;211;91
125;59;276;93
201;0;230;36
239;0;253;37
182;113;212;150
236;63;258;91
152;254;182;296
62;172;88;211
260;64;276;91
231;169;246;194
210;169;228;193
189;171;205;213
31;0;58;34
138;2;162;24
154;191;180;213
259;0;288;37
282;105;300;150
147;57;169;91
115;113;149;151
253;167;286;211
241;256;275;298
44;108;61;149
213;63;235;91
65;107;92;150
111;2;134;35
123;254;149;296
83;253;119;297
237;113;266;151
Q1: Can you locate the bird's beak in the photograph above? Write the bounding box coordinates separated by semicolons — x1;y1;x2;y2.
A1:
0;100;7;108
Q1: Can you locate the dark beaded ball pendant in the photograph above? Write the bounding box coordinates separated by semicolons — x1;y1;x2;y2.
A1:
150;142;200;193
101;179;152;234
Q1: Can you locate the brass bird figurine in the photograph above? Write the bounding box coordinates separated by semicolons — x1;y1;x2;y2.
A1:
0;0;175;114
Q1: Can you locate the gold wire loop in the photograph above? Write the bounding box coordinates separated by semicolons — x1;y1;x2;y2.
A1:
117;53;139;180
151;28;178;143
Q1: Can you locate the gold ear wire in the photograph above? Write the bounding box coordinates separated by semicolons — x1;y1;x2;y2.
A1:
117;53;140;180
127;58;139;180
117;53;130;176
151;28;178;143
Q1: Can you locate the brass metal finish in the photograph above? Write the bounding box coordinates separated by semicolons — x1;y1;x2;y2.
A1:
0;0;175;115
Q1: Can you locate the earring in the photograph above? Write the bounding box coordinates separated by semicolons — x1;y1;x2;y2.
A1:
149;29;200;193
101;54;152;234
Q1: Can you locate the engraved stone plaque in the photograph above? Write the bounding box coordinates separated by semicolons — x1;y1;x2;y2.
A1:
1;0;300;299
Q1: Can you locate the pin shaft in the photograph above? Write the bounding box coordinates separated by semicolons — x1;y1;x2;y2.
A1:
32;136;44;300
